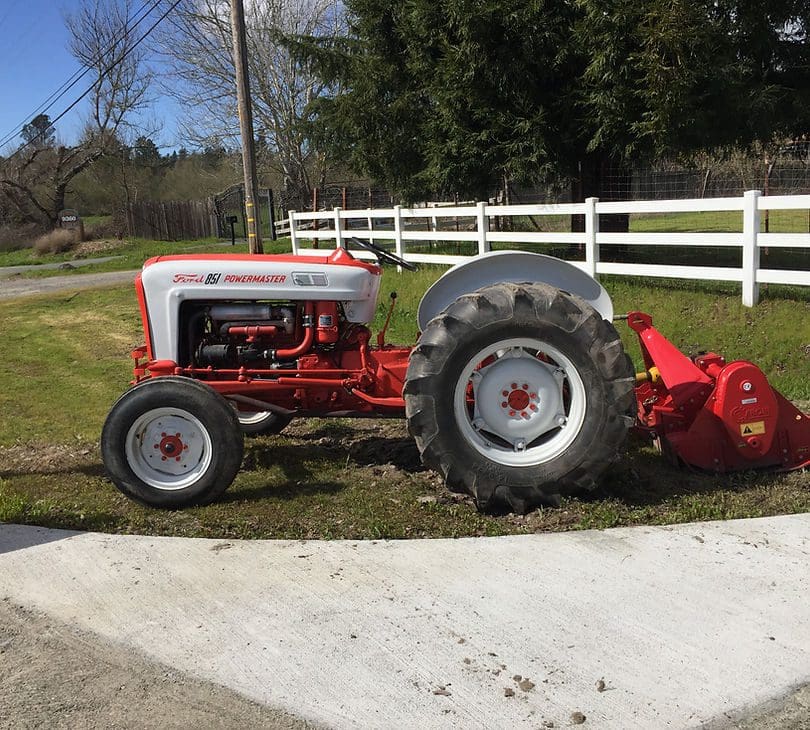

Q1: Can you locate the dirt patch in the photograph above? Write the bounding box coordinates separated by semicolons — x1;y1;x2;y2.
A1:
0;442;97;475
46;308;135;348
0;599;318;730
703;684;810;729
71;239;127;257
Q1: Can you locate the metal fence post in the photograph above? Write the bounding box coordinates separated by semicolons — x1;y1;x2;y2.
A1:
742;190;761;307
268;189;277;241
334;206;344;249
289;210;298;254
477;201;490;255
585;197;599;278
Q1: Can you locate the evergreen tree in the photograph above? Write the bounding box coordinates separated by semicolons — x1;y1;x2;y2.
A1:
20;114;56;149
299;0;810;200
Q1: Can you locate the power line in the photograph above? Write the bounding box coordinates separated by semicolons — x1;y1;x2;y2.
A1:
0;0;162;150
0;0;166;152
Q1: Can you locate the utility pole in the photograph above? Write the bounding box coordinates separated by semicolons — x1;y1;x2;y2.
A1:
230;0;263;254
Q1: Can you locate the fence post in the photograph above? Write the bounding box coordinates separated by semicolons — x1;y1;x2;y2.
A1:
289;210;298;254
393;205;404;269
584;197;599;278
742;189;761;307
334;206;344;249
268;189;277;241
477;201;489;255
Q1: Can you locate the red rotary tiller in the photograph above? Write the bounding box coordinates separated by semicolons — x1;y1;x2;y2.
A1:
628;311;809;473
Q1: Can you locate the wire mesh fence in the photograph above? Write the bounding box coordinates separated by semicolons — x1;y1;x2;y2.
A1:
129;147;810;255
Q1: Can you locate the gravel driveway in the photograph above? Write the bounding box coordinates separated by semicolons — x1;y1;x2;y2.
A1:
0;270;138;299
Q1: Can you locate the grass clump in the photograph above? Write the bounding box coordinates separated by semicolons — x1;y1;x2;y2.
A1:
33;229;78;256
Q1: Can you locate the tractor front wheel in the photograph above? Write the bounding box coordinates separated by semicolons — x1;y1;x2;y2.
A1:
101;377;244;508
404;283;635;513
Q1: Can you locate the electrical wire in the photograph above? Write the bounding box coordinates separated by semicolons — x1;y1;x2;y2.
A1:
0;0;173;154
0;0;162;150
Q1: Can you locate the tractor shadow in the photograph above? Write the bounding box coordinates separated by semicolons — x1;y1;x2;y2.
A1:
0;463;106;480
236;424;799;511
226;425;425;504
277;419;425;473
581;435;797;509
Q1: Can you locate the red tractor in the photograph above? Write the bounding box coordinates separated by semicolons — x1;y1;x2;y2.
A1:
101;241;810;512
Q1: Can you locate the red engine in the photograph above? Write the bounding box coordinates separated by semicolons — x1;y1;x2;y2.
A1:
133;296;411;418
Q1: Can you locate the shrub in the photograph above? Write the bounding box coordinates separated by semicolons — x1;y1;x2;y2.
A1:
33;229;77;256
85;216;126;241
0;223;43;252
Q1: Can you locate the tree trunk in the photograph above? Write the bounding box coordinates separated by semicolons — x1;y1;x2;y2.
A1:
570;154;630;261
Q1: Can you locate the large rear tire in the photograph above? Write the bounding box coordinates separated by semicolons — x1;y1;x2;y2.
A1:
101;377;244;508
404;283;635;513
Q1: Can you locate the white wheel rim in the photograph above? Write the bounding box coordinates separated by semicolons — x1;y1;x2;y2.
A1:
453;337;587;467
125;407;213;491
237;410;274;426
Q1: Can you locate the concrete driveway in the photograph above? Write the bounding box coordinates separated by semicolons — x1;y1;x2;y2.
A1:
1;515;809;729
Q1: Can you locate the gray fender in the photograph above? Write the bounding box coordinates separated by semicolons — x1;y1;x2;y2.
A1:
417;251;613;330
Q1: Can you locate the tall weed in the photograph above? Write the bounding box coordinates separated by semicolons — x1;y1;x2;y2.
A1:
33;229;77;255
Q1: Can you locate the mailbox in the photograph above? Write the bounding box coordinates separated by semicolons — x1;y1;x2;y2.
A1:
59;209;84;241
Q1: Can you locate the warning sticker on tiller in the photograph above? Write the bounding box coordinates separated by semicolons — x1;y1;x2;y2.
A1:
740;421;766;436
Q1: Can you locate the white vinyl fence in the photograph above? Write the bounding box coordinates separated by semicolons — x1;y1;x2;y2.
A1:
286;190;810;307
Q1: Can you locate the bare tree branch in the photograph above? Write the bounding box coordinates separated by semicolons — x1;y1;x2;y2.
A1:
0;0;152;227
154;0;344;207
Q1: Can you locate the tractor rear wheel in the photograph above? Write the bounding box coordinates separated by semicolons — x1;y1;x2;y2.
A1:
404;283;635;513
101;377;244;508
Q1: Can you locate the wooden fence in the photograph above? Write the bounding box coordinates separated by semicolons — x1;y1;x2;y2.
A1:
127;199;218;241
288;190;810;307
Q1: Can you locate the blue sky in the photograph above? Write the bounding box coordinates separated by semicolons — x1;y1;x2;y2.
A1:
0;0;178;153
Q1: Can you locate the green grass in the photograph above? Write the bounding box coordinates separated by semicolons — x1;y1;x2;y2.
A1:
0;268;808;539
0;236;294;273
632;208;810;233
82;214;113;227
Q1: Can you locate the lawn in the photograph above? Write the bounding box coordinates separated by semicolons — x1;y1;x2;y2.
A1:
0;236;293;272
0;265;808;539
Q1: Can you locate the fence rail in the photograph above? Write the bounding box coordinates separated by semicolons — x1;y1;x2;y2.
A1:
287;190;810;307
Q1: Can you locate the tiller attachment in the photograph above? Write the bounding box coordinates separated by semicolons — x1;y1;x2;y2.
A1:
627;312;810;473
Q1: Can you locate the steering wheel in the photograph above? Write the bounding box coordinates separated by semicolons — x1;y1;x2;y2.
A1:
346;237;418;271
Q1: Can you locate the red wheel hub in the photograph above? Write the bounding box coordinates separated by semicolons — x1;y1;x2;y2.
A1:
155;432;187;461
507;389;530;410
499;384;539;419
